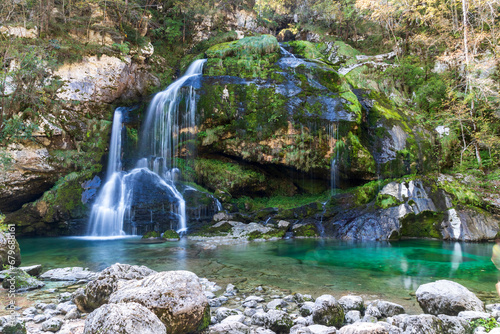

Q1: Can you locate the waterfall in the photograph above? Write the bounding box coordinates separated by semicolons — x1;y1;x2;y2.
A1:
87;60;206;237
327;122;340;196
87;108;127;237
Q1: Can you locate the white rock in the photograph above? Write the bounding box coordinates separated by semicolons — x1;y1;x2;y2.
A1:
84;302;166;334
339;295;364;312
40;267;98;281
416;280;484;315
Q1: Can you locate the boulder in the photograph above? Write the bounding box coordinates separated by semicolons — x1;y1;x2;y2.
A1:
313;295;345;328
416;280;484;315
387;314;443;333
76;263;156;311
40;267;98;281
109;270;210;334
0;315;26;334
216;307;241;322
437;314;471;334
1;268;45;291
338;322;392;334
20;264;43;276
345;310;361;324
0;231;21;267
370;300;405;317
84;302;166;334
263;309;294;334
457;310;491;321
339;295;364;312
41;318;63;332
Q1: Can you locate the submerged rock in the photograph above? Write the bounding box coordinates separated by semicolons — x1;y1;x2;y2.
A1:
84;302;166;334
109;270;210;334
416;280;484;316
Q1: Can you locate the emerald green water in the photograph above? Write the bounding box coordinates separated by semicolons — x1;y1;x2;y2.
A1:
18;238;499;312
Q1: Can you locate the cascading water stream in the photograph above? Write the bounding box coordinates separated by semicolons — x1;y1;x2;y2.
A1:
87;60;207;237
87;108;127;237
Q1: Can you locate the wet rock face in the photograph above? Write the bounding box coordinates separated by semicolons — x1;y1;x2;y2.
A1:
330;177;500;241
108;270;210;334
84;302;166;334
196;36;426;198
415;280;484;316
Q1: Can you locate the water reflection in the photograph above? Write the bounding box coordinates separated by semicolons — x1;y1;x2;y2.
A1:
18;237;497;310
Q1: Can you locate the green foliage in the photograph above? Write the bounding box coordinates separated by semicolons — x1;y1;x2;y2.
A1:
470;318;500;332
142;231;161;239
385;56;447;113
439;178;483;207
162;229;180;240
112;42;130;55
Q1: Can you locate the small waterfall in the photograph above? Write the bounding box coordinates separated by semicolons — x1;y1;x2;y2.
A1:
87;60;206;237
87;108;126;237
279;45;296;58
327;122;340;196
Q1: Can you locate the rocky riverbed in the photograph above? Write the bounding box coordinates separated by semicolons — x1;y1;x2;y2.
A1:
1;262;500;334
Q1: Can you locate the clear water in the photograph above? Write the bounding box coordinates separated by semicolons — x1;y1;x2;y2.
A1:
18;238;499;312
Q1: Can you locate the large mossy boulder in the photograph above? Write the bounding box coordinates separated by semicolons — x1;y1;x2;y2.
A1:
197;35;431;199
109;270;210;334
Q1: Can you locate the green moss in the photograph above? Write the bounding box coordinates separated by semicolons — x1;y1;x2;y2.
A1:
400;211;444;238
191;222;233;237
234;192;330;212
285;40;325;60
142;231;161;239
293;224;319;237
196;305;211;332
344;132;376;175
352;180;388;206
162;229;180;240
377;194;402;209
206;35;279;59
247;229;286;240
195;158;265;194
439;178;483;207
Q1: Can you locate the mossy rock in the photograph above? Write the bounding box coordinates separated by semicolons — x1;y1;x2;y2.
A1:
191;222;233;237
142;231;161;239
247;229;286;241
285;40;326;60
162;230;180;240
206;35;279;59
376;193;403;209
400;211;443;238
293;223;319;237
